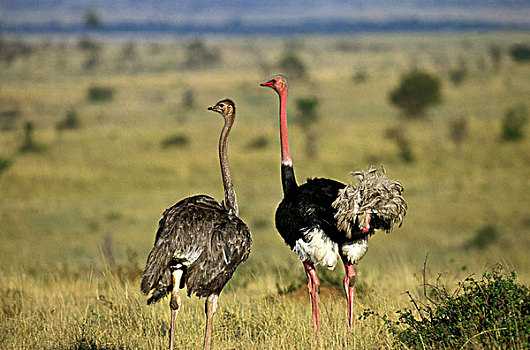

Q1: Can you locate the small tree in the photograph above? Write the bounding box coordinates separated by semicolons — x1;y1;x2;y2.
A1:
294;97;319;159
279;52;307;81
389;70;442;118
84;9;102;30
385;126;414;163
182;88;195;109
183;40;220;69
489;44;503;71
19;121;42;153
449;116;468;151
56;110;81;131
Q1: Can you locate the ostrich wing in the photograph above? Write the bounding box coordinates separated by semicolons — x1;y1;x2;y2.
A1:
141;195;226;303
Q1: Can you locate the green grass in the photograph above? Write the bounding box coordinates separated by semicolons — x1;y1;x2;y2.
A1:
1;32;529;349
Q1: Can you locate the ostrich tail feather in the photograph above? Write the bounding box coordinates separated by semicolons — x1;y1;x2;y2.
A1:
140;228;176;304
332;165;407;239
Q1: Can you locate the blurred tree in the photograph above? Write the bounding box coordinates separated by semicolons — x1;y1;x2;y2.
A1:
0;156;12;177
449;116;468;151
87;86;114;102
448;68;467;87
489;44;503;71
84;9;102;30
182;88;195;109
352;69;368;83
509;44;530;63
294;97;319;159
502;104;528;142
56;110;81;131
19;121;42;153
385;126;415;163
389;70;442;118
279;52;307;80
183;40;220;69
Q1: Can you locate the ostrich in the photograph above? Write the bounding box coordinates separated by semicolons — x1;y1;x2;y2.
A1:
260;75;407;332
141;99;252;350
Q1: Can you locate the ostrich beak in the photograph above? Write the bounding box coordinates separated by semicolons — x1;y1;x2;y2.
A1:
207;105;219;112
260;80;274;87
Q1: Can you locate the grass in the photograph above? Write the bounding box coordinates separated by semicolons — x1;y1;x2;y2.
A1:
1;32;529;349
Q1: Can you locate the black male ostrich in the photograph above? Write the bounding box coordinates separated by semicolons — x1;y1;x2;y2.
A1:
260;75;407;333
141;99;252;350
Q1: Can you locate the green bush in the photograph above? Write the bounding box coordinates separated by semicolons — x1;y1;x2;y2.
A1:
247;136;269;149
56;110;81;131
0;156;13;176
502;104;528;141
467;224;498;249
363;266;530;349
448;68;467;86
509;44;530;63
161;134;189;149
389;70;442;118
87;86;114;102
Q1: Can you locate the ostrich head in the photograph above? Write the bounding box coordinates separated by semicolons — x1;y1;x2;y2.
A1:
207;99;235;119
260;75;288;94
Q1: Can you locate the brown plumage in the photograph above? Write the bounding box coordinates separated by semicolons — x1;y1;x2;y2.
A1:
140;99;251;350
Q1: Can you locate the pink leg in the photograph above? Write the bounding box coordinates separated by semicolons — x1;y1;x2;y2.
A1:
303;260;321;334
343;261;356;332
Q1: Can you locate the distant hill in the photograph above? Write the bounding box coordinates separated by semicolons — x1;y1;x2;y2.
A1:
1;0;529;35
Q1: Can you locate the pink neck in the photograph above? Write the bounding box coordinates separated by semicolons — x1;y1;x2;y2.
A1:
278;89;292;165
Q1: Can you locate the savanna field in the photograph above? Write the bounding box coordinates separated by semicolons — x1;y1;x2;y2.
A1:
1;32;529;349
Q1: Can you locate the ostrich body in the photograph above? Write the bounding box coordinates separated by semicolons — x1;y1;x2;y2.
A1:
141;99;252;350
260;75;406;332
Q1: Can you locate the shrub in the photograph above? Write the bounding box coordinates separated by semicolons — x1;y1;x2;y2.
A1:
467;224;498;249
352;70;368;83
389;70;442;118
181;88;195;109
161;134;189;148
488;45;503;70
385;126;415;163
502;104;528;141
0;156;12;176
87;86;114;102
183;40;221;69
363;265;530;349
0;108;21;131
448;116;468;150
55;110;81;131
448;68;467;86
247;136;269;149
509;44;530;63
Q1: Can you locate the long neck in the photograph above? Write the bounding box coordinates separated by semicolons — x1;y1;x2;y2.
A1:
278;89;297;195
219;116;238;215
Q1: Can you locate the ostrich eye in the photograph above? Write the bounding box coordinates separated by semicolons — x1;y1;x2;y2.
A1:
219;103;225;108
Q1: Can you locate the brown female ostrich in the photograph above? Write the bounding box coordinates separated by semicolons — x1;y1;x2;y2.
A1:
260;75;407;332
141;99;252;350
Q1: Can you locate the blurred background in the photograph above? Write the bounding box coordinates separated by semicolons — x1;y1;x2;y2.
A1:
0;1;529;348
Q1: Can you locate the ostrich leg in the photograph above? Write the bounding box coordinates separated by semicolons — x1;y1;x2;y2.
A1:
343;261;356;331
303;261;321;334
203;293;219;350
169;270;183;350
